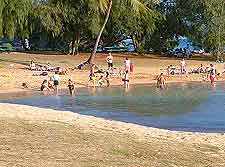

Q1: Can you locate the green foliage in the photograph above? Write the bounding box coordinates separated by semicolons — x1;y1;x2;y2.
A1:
201;0;225;55
0;0;32;38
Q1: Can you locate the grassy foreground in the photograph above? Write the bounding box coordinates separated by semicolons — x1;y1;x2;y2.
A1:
0;104;224;167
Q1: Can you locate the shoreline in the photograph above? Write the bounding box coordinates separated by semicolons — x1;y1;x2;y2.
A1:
1;80;225;136
0;78;221;94
1;103;224;143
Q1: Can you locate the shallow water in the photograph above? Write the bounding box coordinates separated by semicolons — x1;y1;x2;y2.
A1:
1;82;225;133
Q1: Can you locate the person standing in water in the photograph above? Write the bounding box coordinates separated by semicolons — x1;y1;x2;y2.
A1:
106;52;113;73
88;64;97;87
209;64;217;84
68;79;75;95
52;72;60;93
122;70;129;88
157;73;166;89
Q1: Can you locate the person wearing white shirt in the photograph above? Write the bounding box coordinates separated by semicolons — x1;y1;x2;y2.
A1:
180;58;186;74
124;57;130;72
52;72;60;93
106;52;113;72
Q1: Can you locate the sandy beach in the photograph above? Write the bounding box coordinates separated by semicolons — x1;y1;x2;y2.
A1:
0;103;225;167
0;52;225;166
0;52;225;92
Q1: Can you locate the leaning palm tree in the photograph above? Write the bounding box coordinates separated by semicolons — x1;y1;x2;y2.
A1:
77;0;154;69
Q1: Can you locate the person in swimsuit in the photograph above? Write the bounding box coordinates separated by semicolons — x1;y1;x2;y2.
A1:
209;64;216;84
88;73;97;87
68;79;75;95
41;80;50;91
48;77;54;91
106;52;113;72
105;71;110;87
52;72;60;93
122;70;129;88
157;73;166;89
98;75;104;87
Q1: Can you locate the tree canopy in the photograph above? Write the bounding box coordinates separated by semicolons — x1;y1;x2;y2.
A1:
0;0;224;58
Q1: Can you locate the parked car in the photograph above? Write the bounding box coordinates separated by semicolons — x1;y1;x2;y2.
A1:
192;48;205;54
97;44;129;52
0;42;15;53
167;48;192;58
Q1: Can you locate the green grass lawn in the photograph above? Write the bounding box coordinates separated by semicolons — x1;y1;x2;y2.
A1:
0;118;224;167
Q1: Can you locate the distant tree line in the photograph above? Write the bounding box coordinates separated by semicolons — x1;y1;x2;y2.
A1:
0;0;225;60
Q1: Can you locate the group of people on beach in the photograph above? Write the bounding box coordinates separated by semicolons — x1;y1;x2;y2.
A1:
158;59;218;89
37;54;219;95
88;53;132;88
40;72;75;95
39;52;133;95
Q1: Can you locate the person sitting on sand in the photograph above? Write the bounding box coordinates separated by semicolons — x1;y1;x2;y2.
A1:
68;79;75;95
157;73;166;89
41;80;50;91
30;60;36;70
22;83;28;89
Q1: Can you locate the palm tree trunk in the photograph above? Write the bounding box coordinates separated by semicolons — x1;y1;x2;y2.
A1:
76;0;112;69
88;0;112;64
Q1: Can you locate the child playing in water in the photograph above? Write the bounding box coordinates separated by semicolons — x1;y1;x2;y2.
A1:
48;77;54;91
98;75;104;87
41;80;50;91
87;73;97;87
68;79;75;95
105;71;110;87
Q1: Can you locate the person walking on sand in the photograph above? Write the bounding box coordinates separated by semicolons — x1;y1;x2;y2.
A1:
157;73;166;89
124;57;130;72
180;58;186;74
208;64;217;84
106;52;113;73
52;72;60;93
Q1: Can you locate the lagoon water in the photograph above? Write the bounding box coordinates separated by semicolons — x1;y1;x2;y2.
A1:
1;82;225;133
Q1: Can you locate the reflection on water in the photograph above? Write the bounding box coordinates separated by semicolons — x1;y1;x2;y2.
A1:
1;82;225;133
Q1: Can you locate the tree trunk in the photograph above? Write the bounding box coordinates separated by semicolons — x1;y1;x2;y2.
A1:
74;31;80;56
88;0;112;64
76;0;112;69
131;35;137;52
